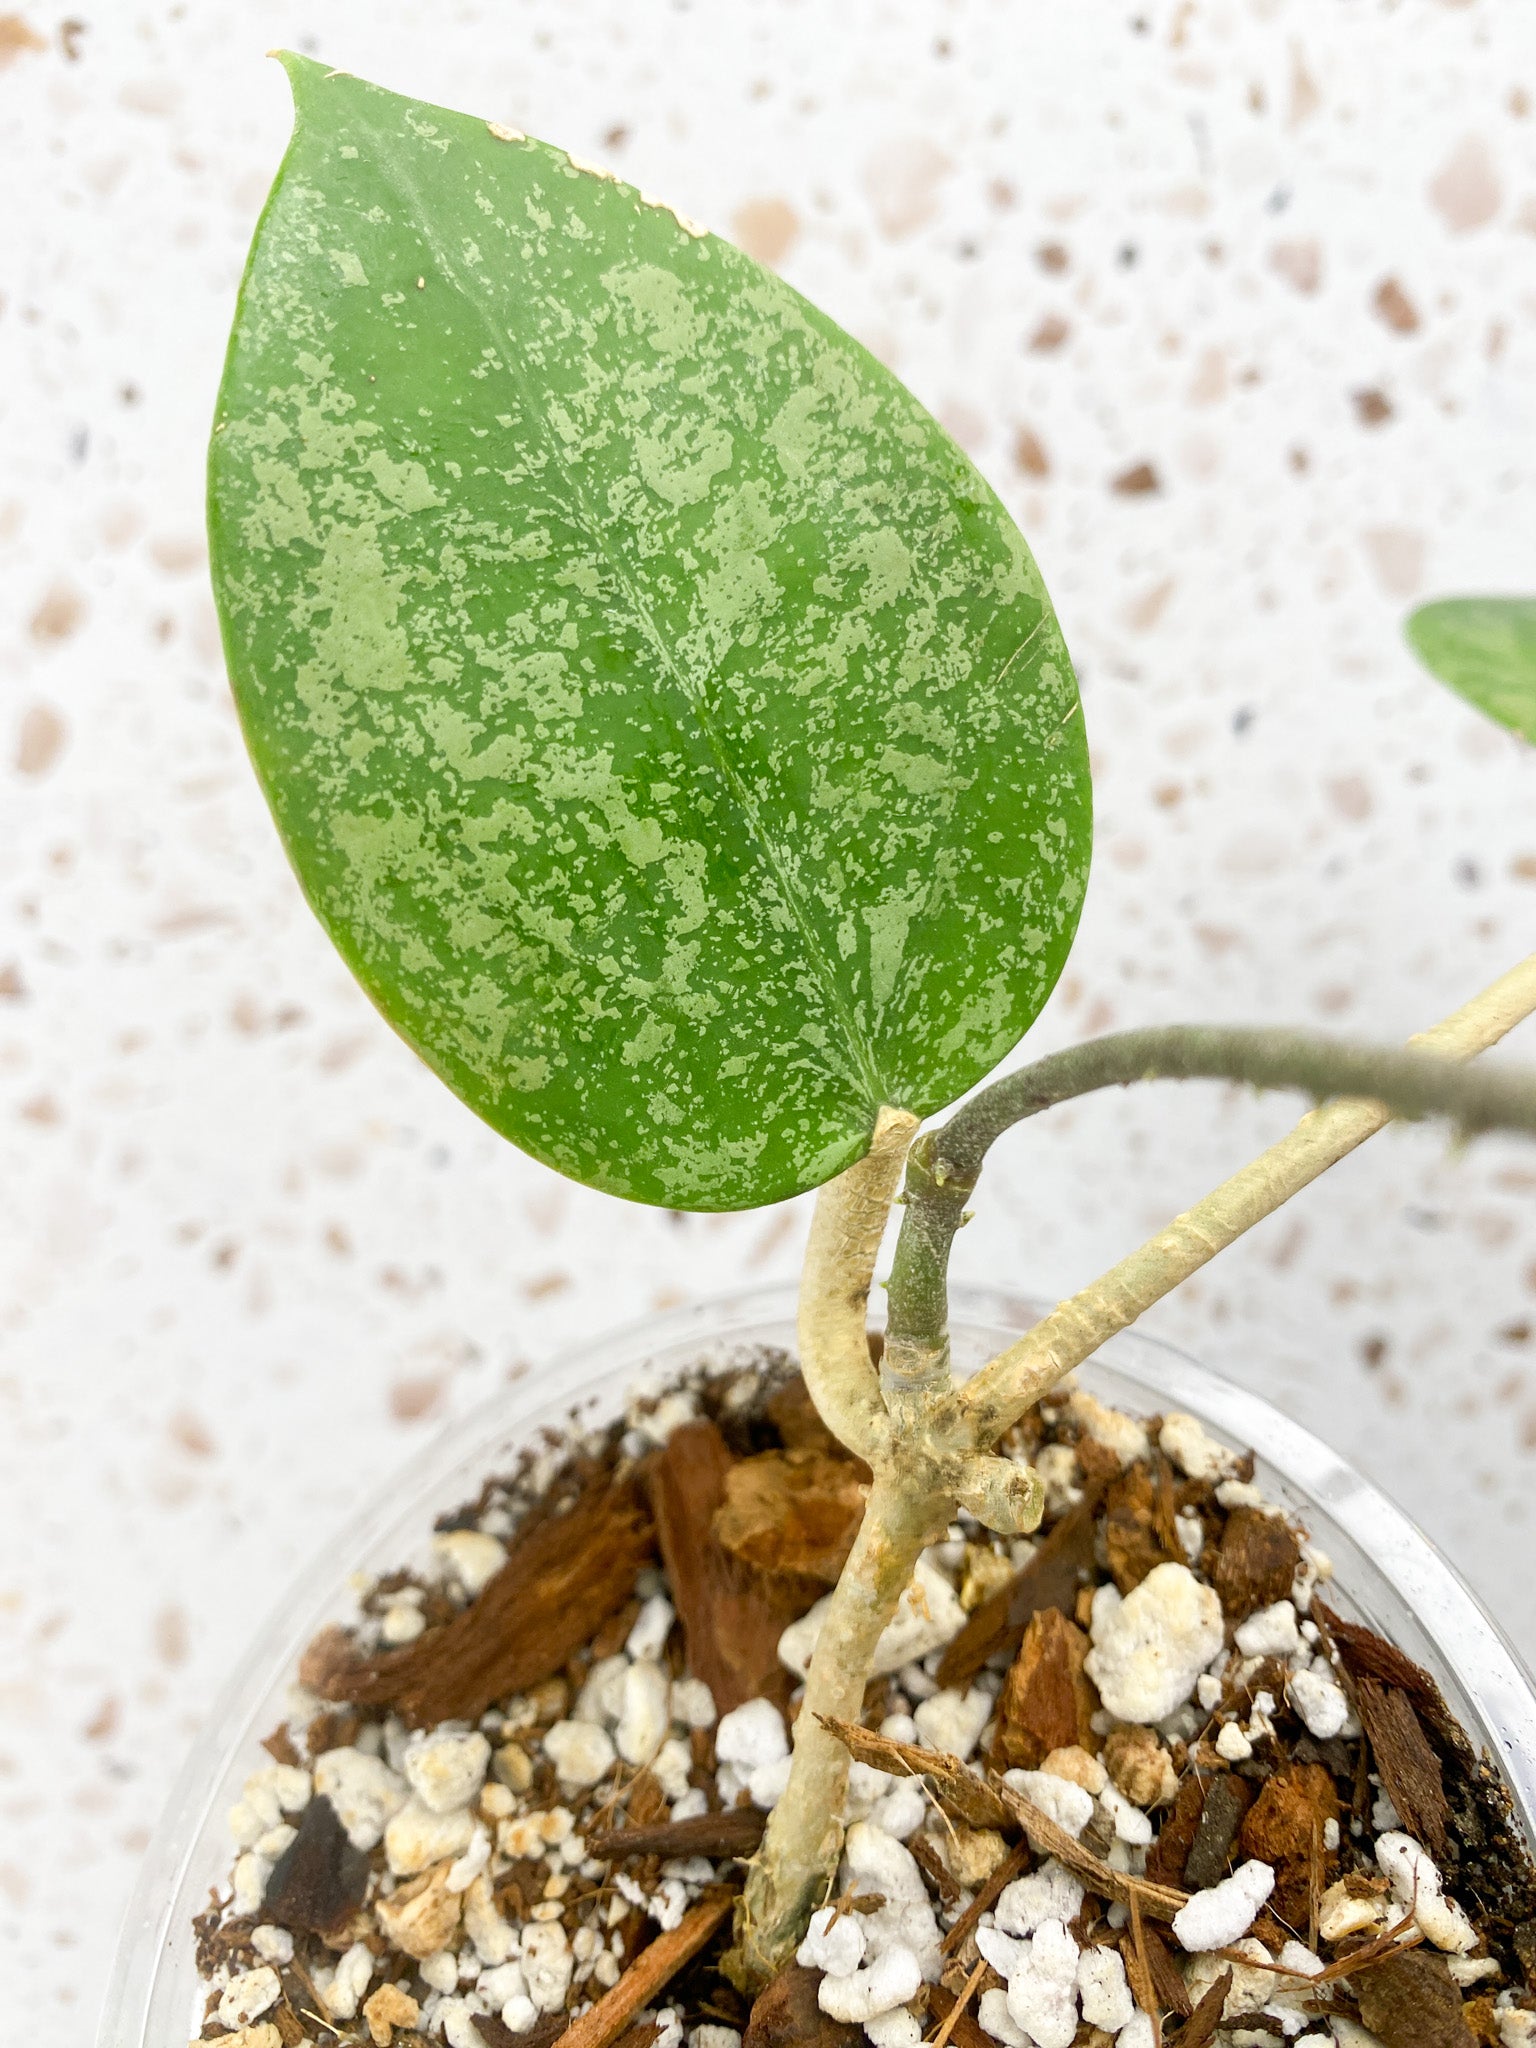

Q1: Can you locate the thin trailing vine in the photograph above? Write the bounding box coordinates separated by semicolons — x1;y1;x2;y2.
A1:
889;975;1536;1416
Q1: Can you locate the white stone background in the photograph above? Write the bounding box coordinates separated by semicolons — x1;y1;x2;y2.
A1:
4;0;1536;2035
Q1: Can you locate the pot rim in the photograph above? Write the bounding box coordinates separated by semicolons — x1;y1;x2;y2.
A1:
99;1276;1536;2045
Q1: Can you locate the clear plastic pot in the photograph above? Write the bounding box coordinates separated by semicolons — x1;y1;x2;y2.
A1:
99;1280;1536;2045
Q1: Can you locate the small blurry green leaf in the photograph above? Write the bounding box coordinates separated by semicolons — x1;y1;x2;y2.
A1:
208;56;1091;1210
1406;597;1536;745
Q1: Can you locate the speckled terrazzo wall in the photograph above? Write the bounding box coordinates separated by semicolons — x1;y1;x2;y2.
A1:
3;1;1535;2036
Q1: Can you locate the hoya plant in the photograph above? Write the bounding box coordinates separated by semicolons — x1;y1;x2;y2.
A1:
210;57;1536;1986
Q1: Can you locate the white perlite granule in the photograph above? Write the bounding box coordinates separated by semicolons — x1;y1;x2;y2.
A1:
1215;1720;1254;1763
912;1684;992;1759
542;1719;616;1789
1001;1768;1095;1838
999;1917;1081;2048
714;1696;787;1773
615;1658;671;1766
383;1795;476;1876
1067;1389;1150;1468
218;1967;282;2029
402;1726;489;1814
779;1552;965;1680
815;1944;922;2023
1173;1860;1277;1952
1375;1830;1478;1952
1158;1413;1239;1483
862;2011;923;2048
1084;1563;1224;1723
1288;1665;1350;1740
312;1746;408;1852
1076;1945;1135;2031
797;1904;865;1978
433;1528;507;1595
994;1860;1086;1937
1233;1599;1301;1659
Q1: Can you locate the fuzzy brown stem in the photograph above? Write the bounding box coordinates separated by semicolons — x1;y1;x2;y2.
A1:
961;952;1536;1443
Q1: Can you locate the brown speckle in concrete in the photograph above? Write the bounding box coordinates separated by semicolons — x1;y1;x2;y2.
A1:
1361;526;1426;597
0;14;45;66
1270;239;1322;294
153;1607;189;1666
1326;776;1373;822
1111;461;1161;496
861;136;952;237
14;705;66;775
1124;579;1176;632
83;1695;120;1741
730;197;799;267
1428;135;1502;232
1374;276;1422;334
168;1411;217;1459
148;534;206;575
1353;388;1393;426
390;1376;446;1424
1288;43;1321;125
1013;426;1050;478
28;584;84;642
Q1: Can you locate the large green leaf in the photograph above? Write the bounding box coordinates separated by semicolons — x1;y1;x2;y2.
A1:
1407;597;1536;745
209;56;1091;1209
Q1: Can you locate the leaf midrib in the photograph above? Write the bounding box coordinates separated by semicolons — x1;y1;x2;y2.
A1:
357;120;890;1114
